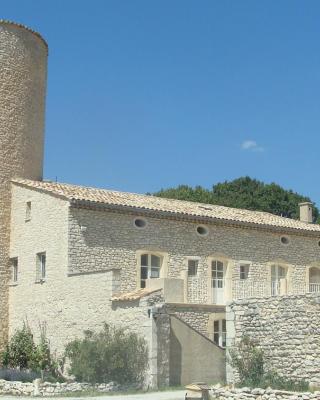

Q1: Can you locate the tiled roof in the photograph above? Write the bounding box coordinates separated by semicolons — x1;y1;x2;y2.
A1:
111;288;162;301
12;178;320;234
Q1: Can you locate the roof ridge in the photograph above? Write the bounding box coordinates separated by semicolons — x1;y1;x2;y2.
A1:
11;178;320;234
12;178;283;219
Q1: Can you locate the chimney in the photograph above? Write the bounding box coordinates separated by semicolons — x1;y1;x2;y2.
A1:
299;202;313;223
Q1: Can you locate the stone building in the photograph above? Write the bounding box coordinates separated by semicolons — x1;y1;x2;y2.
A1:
1;20;320;387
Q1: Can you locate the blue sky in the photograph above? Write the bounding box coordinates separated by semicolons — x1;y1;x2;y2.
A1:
2;1;320;204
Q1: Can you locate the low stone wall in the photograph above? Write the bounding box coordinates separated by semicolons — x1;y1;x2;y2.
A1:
226;294;320;386
210;386;320;400
0;379;134;396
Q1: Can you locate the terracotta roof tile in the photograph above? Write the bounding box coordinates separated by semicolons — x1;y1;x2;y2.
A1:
111;288;162;301
11;178;320;234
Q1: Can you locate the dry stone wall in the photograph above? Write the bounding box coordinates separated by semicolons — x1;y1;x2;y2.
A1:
226;294;320;386
0;380;137;397
210;386;320;400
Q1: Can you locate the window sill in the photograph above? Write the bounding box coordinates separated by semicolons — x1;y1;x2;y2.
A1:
25;218;31;223
35;279;46;284
8;282;18;287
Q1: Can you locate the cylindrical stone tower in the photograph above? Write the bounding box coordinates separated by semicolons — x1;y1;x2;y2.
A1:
0;20;47;349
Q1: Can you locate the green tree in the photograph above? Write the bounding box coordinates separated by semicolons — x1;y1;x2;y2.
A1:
154;176;319;222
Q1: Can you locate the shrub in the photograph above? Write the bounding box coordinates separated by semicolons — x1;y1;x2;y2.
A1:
1;323;36;370
65;323;148;384
229;336;264;387
0;322;62;381
229;336;309;391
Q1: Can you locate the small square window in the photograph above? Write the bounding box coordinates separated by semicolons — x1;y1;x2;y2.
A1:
188;259;198;276
25;202;31;221
36;252;46;281
11;258;18;283
240;264;250;280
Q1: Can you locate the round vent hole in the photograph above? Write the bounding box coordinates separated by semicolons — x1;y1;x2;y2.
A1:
134;218;147;228
197;226;208;236
280;236;289;245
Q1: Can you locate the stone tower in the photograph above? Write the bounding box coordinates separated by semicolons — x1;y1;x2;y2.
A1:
0;21;47;349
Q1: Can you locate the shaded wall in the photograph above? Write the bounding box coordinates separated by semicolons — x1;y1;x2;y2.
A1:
169;315;226;386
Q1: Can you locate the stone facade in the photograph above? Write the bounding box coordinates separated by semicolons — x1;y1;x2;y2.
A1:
9;184;320;342
68;204;320;302
0;21;47;351
226;294;320;386
166;303;225;339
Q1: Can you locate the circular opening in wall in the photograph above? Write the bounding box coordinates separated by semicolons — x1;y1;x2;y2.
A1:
280;236;290;245
134;218;147;229
196;225;208;236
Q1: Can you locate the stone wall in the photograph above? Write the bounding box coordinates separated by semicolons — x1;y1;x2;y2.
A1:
68;205;320;302
0;21;47;351
210;386;319;400
0;380;134;397
226;294;320;386
166;303;225;339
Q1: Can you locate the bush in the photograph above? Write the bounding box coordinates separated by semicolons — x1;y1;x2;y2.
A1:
229;336;264;387
1;323;36;370
229;336;309;391
0;322;62;381
65;323;148;384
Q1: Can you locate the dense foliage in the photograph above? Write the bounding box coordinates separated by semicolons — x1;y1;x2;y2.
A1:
154;176;319;222
1;323;60;381
65;323;148;384
229;336;309;391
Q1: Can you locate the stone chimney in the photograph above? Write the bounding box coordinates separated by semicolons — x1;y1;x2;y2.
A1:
299;202;313;223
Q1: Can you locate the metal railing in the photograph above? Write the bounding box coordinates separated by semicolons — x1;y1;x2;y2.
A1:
210;279;320;302
308;283;320;293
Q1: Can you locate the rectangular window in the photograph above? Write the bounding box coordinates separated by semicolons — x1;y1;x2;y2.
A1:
188;259;198;276
36;252;46;281
213;320;220;345
140;253;162;288
213;319;227;348
25;202;31;221
11;258;18;283
240;264;250;280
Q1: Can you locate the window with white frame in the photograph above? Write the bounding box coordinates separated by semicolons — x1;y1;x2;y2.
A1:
36;252;46;281
213;319;226;348
140;254;161;288
240;264;250;280
271;264;287;295
11;258;18;283
188;259;198;277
